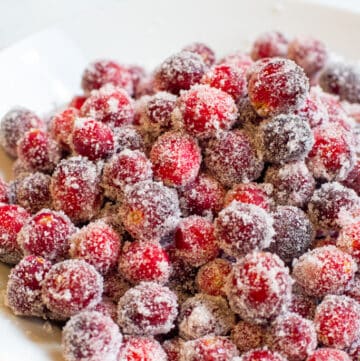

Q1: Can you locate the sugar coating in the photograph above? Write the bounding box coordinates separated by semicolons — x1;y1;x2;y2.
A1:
113;125;145;153
178;293;235;340
5;255;51;317
62;311;122;361
163;337;185;361
314;294;360;349
265;161;315;208
215;201;275;258
292;245;357;298
288;291;316;320
231;321;264;353
90;297;118;322
177;84;238;139
18;209;76;262
120;180;181;242
117;281;178;335
251;31;289;61
205;130;263;187
307;348;352;361
41;259;103;319
337;219;360;263
226;251;292;324
342;159;360;195
237;95;263;128
103;271;131;303
183;42;216;67
241;348;288;361
269;206;314;264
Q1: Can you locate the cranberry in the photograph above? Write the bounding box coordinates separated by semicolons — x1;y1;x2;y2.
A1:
0;204;30;264
127;65;146;89
348;339;360;361
218;52;254;73
17;129;61;173
183;42;216;67
120;180;180;242
177;84;238;139
103;271;130;303
81;59;133;95
5;255;51;317
41;259;103;319
288;292;316;320
241;349;287;361
196;258;232;297
51;107;78;150
117;282;178;335
62;311;122;361
0;177;9;203
337;219;360;264
50;156;103;224
237;96;263;128
118;241;171;284
0;107;45;157
342;158;360;195
69;95;87;110
162;337;184;361
306;348;352;361
265;161;315;208
345;274;360;303
154;51;207;94
248;58;309;117
113;125;145;153
231;321;264;353
292;245;357;298
314;295;360;349
215;202;274;258
205;130;263;187
91;297;118;322
226;251;292;324
251;31;289;60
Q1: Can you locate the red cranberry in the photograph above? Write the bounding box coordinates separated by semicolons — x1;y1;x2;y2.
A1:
50;156;103;224
292;245;357;298
251;31;289;60
90;297;118;322
306;348;352;361
348;339;360;361
17;129;61;173
51;107;78;149
183;42;216;67
342;158;360;196
314;295;360;349
0;177;9;203
0;204;30;264
218;52;254;73
231;321;264;353
127;65;146;89
288;292;316;319
226;251;292;324
81;59;133;96
337;219;360;264
241;349;287;361
215;202;274;258
118;241;171;284
345;274;360;303
120;180;180;242
41;259;103;319
154;51;207;94
117;281;178;335
69;95;87;110
5;255;51;317
103;271;130;303
248;58;309;117
177;84;238;139
62;311;122;361
0;107;45;157
150;131;201;187
205;130;263;187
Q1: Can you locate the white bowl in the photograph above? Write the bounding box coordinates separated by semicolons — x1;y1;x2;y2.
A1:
0;0;359;360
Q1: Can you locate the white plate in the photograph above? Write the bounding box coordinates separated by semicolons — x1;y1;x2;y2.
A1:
0;0;360;359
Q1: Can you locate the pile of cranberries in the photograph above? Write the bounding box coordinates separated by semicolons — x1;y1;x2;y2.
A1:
1;31;360;361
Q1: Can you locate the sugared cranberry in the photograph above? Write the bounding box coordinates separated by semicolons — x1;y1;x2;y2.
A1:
248;58;309;117
0;177;9;203
91;297;118;322
268;312;317;361
154;51;207;94
17;128;61;173
307;182;360;230
51;108;78;149
17;209;75;262
251;31;289;60
241;349;287;361
14;172;52;213
215;202;274;258
0;204;30;264
81;59;133;95
218;52;254;73
5;255;51;317
288;36;328;78
345;274;360;303
118;336;167;361
81;85;134;128
150;131;201;187
120;180;180;242
237;96;263;128
269;206;314;264
314;295;360;349
226;251;292;324
348;339;360;361
41;259;103;319
117;282;178;335
178;173;225;217
257;114;314;164
178;293;235;340
265;162;315;208
134;75;156;99
205;130;263;187
342;159;360;196
196;258;231;297
183;42;216;67
127;65;146;89
0;107;45;157
50;156;103;224
292;245;357;298
181;336;239;361
113;125;145;153
177;84;238;139
231;321;264;353
337;219;360;264
70;220;121;275
319;62;360;103
71;118;114;161
289;291;316;320
62;311;122;361
306;348;352;361
118;241;171;284
69;95;87;110
163;337;184;361
103;271;131;303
